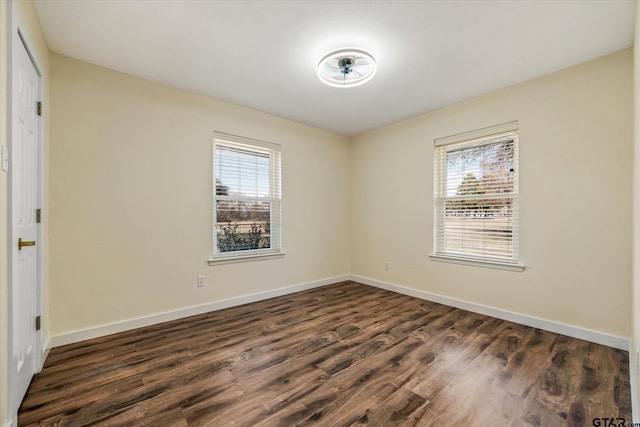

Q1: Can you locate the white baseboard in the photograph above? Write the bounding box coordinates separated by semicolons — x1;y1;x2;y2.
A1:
53;273;630;352
630;347;639;423
45;273;638;420
43;264;631;427
51;275;350;347
350;274;630;351
631;372;638;423
40;336;52;369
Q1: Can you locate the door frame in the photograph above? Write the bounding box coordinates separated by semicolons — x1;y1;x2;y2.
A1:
6;0;45;421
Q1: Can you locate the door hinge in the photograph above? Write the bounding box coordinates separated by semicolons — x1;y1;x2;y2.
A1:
35;315;41;331
36;101;42;116
36;208;41;223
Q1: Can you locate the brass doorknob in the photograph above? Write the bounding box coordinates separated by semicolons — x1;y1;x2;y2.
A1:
18;238;36;251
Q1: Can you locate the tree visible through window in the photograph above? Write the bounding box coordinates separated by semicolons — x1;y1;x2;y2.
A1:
213;133;281;257
434;124;519;265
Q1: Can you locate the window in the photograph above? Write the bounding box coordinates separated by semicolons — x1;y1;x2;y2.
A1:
432;121;522;270
210;132;282;263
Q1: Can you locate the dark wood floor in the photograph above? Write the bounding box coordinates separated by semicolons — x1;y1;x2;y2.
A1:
19;281;632;426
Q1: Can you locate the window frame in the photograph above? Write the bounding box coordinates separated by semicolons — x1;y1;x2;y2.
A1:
430;121;524;271
208;132;283;265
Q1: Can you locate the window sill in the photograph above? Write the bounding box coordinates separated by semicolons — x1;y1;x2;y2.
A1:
429;254;525;272
208;251;285;266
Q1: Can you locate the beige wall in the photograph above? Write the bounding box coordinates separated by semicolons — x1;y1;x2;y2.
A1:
1;0;50;423
350;49;633;339
1;2;8;422
633;0;640;418
49;54;350;336
48;43;635;344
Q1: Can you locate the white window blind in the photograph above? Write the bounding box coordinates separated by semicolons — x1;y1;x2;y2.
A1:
213;132;281;258
433;122;520;267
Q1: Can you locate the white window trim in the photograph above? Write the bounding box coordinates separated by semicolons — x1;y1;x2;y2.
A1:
434;121;520;146
429;254;524;272
208;250;285;266
210;132;282;264
431;121;524;271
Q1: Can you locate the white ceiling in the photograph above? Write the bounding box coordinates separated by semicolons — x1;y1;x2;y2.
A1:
33;0;635;136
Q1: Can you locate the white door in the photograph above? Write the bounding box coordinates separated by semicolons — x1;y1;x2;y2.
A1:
10;32;40;413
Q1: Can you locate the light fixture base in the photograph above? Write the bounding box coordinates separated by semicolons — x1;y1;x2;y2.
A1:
317;48;376;88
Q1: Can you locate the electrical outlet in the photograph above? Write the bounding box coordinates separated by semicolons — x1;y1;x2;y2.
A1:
197;275;205;287
384;261;390;271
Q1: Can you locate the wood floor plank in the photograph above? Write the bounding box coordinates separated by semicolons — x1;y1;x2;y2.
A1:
18;281;632;426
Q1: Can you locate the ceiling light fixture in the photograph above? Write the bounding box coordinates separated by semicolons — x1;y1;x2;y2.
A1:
317;48;376;88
